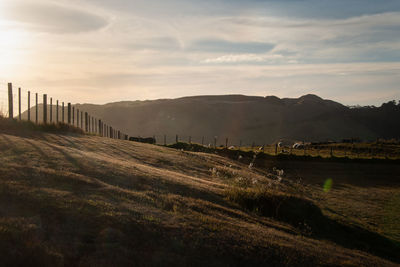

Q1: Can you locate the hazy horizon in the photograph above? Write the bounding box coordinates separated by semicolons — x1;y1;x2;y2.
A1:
1;0;399;106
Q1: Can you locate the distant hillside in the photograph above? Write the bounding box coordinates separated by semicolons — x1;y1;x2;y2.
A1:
23;94;400;144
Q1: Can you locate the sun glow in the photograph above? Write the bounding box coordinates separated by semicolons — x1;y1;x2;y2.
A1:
0;23;31;80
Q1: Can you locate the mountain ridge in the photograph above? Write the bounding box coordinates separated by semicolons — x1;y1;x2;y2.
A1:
22;94;400;144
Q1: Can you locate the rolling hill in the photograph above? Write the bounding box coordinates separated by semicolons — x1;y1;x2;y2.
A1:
0;124;399;266
22;94;400;145
74;94;400;144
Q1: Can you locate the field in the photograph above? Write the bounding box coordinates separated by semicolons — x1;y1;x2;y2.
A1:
0;120;399;266
201;142;400;160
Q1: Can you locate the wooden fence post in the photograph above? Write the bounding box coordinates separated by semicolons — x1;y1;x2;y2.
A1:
77;109;79;127
67;103;71;124
56;100;59;123
99;120;102;136
27;91;31;121
8;83;13;119
164;134;166;145
43;94;47;124
80;111;83;129
18;87;21;120
62;102;64;123
50;98;52;123
88;115;91;133
85;112;88;132
72;107;75;125
110;126;113;138
35;93;38;124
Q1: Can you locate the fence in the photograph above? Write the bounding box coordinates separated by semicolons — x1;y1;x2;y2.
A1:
1;82;129;140
1;82;397;160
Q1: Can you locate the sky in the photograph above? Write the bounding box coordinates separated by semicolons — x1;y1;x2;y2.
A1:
0;0;399;106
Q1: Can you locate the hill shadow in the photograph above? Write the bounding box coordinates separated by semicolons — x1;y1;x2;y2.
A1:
226;189;400;263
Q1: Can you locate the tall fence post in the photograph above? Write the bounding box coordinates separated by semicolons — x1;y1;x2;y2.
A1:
77;109;79;127
8;83;13;119
18;87;21;120
85;112;88;132
35;93;38;124
56;100;59;123
62;102;65;123
110;126;113;138
67;103;71;124
72;107;75;125
88;115;91;133
99;120;102;136
43;94;47;124
50;98;53;123
27;91;31;121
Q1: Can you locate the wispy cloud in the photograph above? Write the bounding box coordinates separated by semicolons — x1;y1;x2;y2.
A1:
2;0;109;33
0;0;399;106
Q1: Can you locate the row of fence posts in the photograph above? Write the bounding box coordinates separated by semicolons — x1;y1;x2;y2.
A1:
6;83;129;140
5;83;386;159
167;134;351;157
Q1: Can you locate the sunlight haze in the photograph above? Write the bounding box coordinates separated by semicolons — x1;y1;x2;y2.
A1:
0;0;399;105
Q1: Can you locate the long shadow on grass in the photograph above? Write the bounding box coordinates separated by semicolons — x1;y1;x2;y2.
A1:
42;141;226;206
227;189;400;263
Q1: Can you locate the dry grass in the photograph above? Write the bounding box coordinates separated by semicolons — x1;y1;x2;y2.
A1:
0;128;399;266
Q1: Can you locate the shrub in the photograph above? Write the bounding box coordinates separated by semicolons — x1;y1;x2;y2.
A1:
225;187;323;228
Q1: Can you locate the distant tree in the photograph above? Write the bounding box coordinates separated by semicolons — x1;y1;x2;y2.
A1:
381;100;396;108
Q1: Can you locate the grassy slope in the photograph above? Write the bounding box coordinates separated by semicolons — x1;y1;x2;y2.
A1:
0;131;399;266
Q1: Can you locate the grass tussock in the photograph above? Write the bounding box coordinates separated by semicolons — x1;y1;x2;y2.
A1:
225;187;322;229
0;116;84;135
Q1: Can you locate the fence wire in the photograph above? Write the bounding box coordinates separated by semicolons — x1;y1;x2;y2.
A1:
0;82;129;139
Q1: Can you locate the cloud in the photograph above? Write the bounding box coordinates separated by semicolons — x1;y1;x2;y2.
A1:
222;0;400;19
3;0;108;33
189;39;275;54
201;53;285;64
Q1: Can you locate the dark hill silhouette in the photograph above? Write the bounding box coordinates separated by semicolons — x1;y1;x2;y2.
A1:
22;94;400;144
